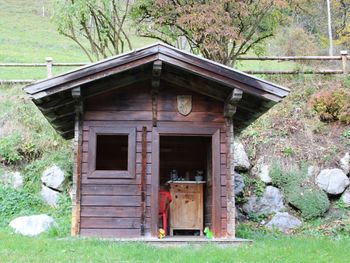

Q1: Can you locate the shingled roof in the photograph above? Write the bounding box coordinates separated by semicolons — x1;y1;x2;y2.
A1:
24;43;290;139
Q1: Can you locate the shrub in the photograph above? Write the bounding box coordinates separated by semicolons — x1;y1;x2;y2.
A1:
309;87;350;124
269;162;305;191
0;133;23;164
0;185;45;226
287;185;330;220
269;162;329;220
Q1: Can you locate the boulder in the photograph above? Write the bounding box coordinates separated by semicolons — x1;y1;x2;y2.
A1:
41;165;65;191
0;171;23;189
251;158;271;184
266;212;302;233
9;214;54;236
316;168;350;195
233;141;251;172
341;188;350;207
340;153;350;175
40;185;59;206
234;172;245;195
256;164;271;184
242;186;284;216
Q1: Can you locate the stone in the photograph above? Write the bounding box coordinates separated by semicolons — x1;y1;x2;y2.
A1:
251;158;271;184
242;186;284;216
257;164;271;184
341;188;350;207
0;171;23;189
9;214;54;236
40;185;59;206
234;172;245;195
233;141;251;172
41;165;65;191
316;168;350;195
266;212;302;233
340;153;350;175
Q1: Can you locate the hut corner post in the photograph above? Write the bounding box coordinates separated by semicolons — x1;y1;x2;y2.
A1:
224;88;243;238
71;87;83;236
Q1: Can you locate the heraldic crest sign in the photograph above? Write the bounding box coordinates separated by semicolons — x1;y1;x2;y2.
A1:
177;95;192;116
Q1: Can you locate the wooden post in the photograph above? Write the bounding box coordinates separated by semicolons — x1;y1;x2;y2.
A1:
341;51;348;75
151;60;162;127
46;57;53;78
140;126;147;236
71;87;83;237
224;88;243;238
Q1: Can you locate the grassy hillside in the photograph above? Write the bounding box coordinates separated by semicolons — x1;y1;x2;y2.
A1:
0;0;155;80
0;0;303;81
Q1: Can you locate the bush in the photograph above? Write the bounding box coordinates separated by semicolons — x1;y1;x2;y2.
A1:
0;133;23;164
309;87;350;124
287;185;330;220
269;162;329;220
0;185;45;226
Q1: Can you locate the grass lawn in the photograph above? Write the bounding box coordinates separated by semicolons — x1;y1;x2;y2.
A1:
1;230;349;263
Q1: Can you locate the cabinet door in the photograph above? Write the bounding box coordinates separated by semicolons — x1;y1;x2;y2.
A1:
171;192;201;228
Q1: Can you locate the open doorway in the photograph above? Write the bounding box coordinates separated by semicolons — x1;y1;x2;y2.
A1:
158;136;213;237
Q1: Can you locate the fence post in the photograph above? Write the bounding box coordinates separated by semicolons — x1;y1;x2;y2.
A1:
46;57;53;78
340;51;348;75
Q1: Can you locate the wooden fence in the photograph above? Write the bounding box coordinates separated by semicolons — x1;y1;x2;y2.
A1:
0;51;349;85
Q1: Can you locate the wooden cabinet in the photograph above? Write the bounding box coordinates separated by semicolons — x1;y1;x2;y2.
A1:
169;181;205;236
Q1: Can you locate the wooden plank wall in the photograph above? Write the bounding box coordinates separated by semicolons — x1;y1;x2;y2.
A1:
80;83;227;237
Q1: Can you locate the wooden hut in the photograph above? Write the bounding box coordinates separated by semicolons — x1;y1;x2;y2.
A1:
24;43;289;240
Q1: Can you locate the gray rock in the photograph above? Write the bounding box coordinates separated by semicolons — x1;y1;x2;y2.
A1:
341;188;350;207
233;141;251;172
251;158;271;184
0;171;23;189
9;214;54;236
242;186;284;216
41;165;65;191
340;153;350;175
316;168;350;195
234;172;245;195
40;185;59;206
257;164;271;184
266;212;302;233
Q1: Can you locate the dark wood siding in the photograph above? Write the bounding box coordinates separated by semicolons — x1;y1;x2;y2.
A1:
80;82;227;237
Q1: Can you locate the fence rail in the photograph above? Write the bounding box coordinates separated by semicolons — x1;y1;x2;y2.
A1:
0;51;349;84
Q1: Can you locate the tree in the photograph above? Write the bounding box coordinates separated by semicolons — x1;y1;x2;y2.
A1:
131;0;288;65
53;0;132;62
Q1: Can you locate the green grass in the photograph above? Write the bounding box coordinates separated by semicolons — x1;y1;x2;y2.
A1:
0;0;154;80
0;230;349;263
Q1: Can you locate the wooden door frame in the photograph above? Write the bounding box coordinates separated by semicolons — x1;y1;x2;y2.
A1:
151;126;221;237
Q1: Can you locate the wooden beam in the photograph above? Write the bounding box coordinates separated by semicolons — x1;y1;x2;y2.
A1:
151;61;162;127
224;88;243;118
224;88;242;238
140;126;147;236
71;97;83;236
225;118;235;238
36;97;75;113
